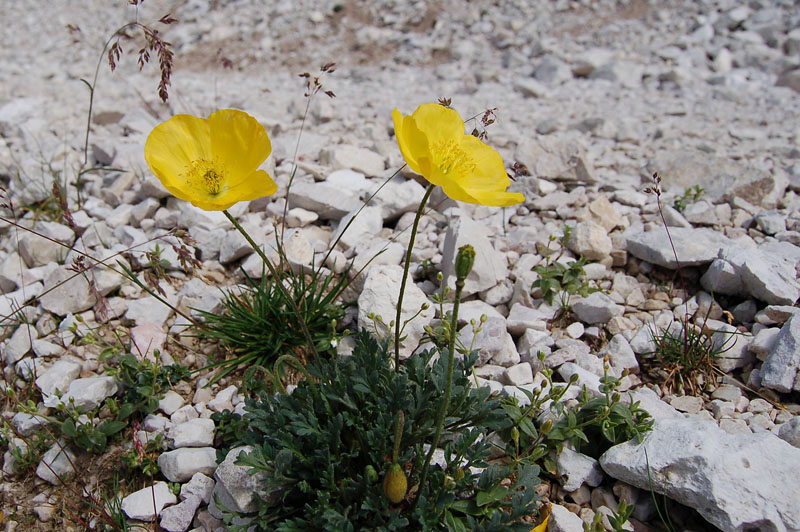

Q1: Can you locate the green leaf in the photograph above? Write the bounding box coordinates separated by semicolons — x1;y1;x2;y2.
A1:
476;485;508;507
98;420;127;436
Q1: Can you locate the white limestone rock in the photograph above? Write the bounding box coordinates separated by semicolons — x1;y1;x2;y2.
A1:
357;264;434;359
761;314;800;393
557;447;604;492
441;214;508;297
600;417;800;532
168;418;215;449
571;292;624;325
122;482;177;522
158;447;218;483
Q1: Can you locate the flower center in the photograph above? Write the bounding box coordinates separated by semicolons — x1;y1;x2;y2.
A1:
185;158;226;196
431;139;476;179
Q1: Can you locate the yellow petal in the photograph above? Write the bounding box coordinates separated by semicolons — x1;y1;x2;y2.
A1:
410;103;465;144
529;505;551;532
208;109;271;186
442;135;524;207
392;109;428;176
144;114;211;193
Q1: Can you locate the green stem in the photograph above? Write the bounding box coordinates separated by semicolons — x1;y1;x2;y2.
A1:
414;274;464;508
223;209;320;362
394;184;435;369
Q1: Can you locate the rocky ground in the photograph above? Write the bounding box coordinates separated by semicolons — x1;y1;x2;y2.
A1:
1;0;800;531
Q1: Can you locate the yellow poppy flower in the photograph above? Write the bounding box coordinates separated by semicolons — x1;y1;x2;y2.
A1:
144;109;277;210
392;103;524;207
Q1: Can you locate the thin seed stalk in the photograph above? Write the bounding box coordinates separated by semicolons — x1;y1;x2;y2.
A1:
394;184;435;369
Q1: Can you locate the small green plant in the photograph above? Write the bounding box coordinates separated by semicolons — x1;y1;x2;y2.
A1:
531;228;597;312
226;332;542;531
196;266;350;382
646;173;735;395
121;432;165;477
583;499;634;532
672;184;704;213
104;352;191;420
498;353;653;470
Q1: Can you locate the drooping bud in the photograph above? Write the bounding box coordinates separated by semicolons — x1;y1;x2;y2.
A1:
541;419;554;434
455;244;476;281
383;463;408;504
511;426;520;444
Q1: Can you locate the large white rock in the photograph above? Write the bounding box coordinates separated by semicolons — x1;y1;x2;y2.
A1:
599;417;800;532
35;441;76;485
331;205;383;251
761;314;800;393
56;376;118;410
441;214;508;297
357;264;434;359
18;221;74;267
122;482;177;521
626;228;734;269
702;244;800;305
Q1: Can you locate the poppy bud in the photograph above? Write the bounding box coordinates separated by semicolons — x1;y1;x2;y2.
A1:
455;245;476;281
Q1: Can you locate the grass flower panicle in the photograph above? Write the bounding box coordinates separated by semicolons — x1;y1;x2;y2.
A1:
392;103;524;207
144;108;277;210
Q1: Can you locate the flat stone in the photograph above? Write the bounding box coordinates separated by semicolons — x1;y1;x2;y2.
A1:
3;323;36;364
159;390;185;416
39;266;97;316
600;417;800;532
158;447;218;482
702;245;800;305
669;395;703;414
331;206;383;251
122;482;177;522
320;145;385;177
626;228;734;269
506;303;549;335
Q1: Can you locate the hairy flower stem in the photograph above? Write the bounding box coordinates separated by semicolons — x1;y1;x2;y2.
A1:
394;184;435;369
414;273;464;510
222;209;320;362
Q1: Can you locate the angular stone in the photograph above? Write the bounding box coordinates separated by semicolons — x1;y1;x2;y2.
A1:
18;221;74;267
557;447;604;492
35;359;82;396
36;441;76;485
288;181;362;220
778;418;800;449
571;292;624;325
211;446;271;517
158;447;218;483
320;145;385;177
503;362;534;386
331;206;383;251
39;266;96;316
458;316;520;367
357;264;434;359
3;323;36;364
566;221;612;261
122;482;177;522
702;245;800;305
579;195;625;232
600;417;800;532
168;418;215;449
505;303;549;335
159;495;201;532
57;376;117;410
441;214;508;296
626;228;734;269
598;334;639;374
761;314;800;393
180;472;215;504
515;132;595;184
